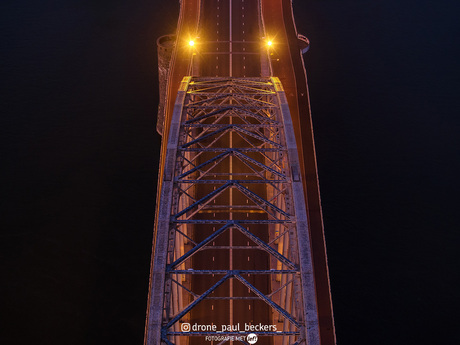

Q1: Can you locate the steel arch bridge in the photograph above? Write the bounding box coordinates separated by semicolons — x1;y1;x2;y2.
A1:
145;77;320;345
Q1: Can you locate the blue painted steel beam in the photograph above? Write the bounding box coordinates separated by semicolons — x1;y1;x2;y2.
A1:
165;273;231;329
167;221;235;270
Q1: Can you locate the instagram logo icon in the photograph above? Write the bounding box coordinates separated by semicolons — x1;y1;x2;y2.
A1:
181;323;191;332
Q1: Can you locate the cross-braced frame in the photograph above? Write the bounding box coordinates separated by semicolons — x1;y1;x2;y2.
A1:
145;77;319;345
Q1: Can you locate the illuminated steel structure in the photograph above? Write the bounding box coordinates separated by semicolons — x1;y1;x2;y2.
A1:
145;1;335;345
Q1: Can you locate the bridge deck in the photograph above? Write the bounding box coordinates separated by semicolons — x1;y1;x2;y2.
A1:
146;1;335;344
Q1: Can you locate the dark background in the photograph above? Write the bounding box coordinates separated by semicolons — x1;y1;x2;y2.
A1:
1;0;458;344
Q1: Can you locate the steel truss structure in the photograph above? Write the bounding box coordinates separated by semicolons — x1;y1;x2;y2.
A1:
145;77;319;345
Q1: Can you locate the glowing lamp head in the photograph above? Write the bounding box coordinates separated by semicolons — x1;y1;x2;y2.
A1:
189;40;195;47
267;40;273;47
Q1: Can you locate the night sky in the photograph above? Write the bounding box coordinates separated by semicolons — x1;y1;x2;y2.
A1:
1;0;459;344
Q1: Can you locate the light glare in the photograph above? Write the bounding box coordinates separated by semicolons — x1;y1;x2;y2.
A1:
189;40;195;47
267;40;273;46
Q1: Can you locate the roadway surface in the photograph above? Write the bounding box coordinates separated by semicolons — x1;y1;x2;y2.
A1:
197;0;260;78
190;1;271;344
